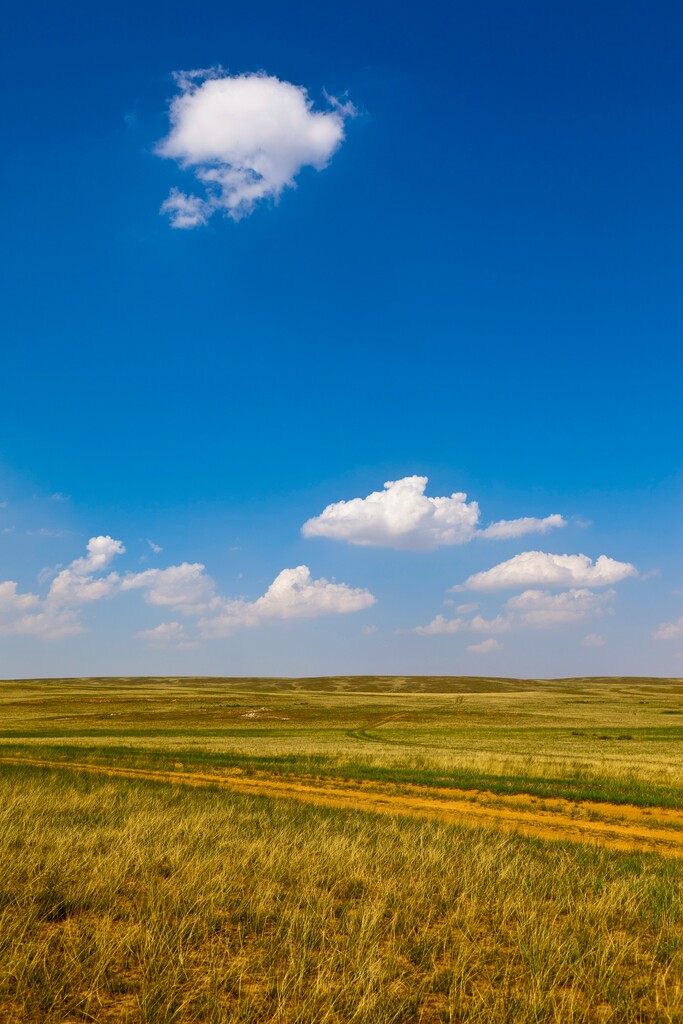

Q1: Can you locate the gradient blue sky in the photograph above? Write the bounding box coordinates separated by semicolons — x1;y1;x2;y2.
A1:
1;0;681;677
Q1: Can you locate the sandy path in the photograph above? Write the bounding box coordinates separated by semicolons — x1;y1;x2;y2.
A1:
2;755;682;858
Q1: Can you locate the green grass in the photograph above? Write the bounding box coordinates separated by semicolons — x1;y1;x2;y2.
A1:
2;675;683;810
3;738;683;811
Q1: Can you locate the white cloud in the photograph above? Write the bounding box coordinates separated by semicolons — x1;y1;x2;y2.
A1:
653;617;683;641
413;613;510;636
135;621;196;648
1;537;127;635
505;588;615;626
147;540;163;554
303;476;480;549
0;582;74;640
48;570;121;607
302;476;565;551
361;624;379;635
456;551;637;591
416;587;617;638
456;602;479;613
479;514;566;540
0;581;39;615
121;563;218;615
0;537;374;642
582;632;607;648
43;537;126;610
199;565;375;638
70;536;126;575
468;638;501;654
0;579;81;638
157;70;353;226
160;190;210;229
0;608;82;640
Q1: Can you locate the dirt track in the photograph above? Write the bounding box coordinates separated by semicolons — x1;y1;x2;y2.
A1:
2;755;682;857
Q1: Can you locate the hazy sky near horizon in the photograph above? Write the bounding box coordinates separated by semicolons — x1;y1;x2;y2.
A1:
1;0;681;678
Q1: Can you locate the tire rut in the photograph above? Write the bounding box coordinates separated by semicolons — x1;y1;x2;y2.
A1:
1;755;682;858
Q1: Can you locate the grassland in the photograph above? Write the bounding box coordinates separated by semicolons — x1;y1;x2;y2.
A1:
1;675;682;1021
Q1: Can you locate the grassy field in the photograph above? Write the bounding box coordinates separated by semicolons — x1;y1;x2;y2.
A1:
1;675;682;1021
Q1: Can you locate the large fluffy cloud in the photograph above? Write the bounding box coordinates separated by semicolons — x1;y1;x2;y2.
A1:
456;551;637;591
199;566;375;638
302;476;565;551
505;588;615;626
157;70;354;226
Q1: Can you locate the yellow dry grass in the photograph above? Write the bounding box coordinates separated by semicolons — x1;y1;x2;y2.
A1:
1;765;682;1023
3;754;683;858
1;676;682;1022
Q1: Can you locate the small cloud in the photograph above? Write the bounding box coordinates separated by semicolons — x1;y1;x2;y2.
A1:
582;632;607;648
37;565;60;585
455;551;637;592
479;514;566;540
456;602;480;614
653;617;683;641
69;536;126;576
147;539;163;554
122;562;218;615
157;70;354;226
571;516;592;529
25;528;69;538
51;493;70;502
161;190;209;229
135;621;197;648
48;539;125;608
505;588;615;627
361;624;378;635
640;568;661;581
467;638;501;655
0;581;40;615
413;613;510;636
0;501;7;509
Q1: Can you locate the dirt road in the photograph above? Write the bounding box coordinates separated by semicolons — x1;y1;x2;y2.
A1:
2;755;682;857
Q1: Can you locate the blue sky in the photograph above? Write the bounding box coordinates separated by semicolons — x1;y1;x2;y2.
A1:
1;0;681;677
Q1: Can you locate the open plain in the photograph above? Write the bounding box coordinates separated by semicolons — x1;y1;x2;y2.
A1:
1;675;682;1022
